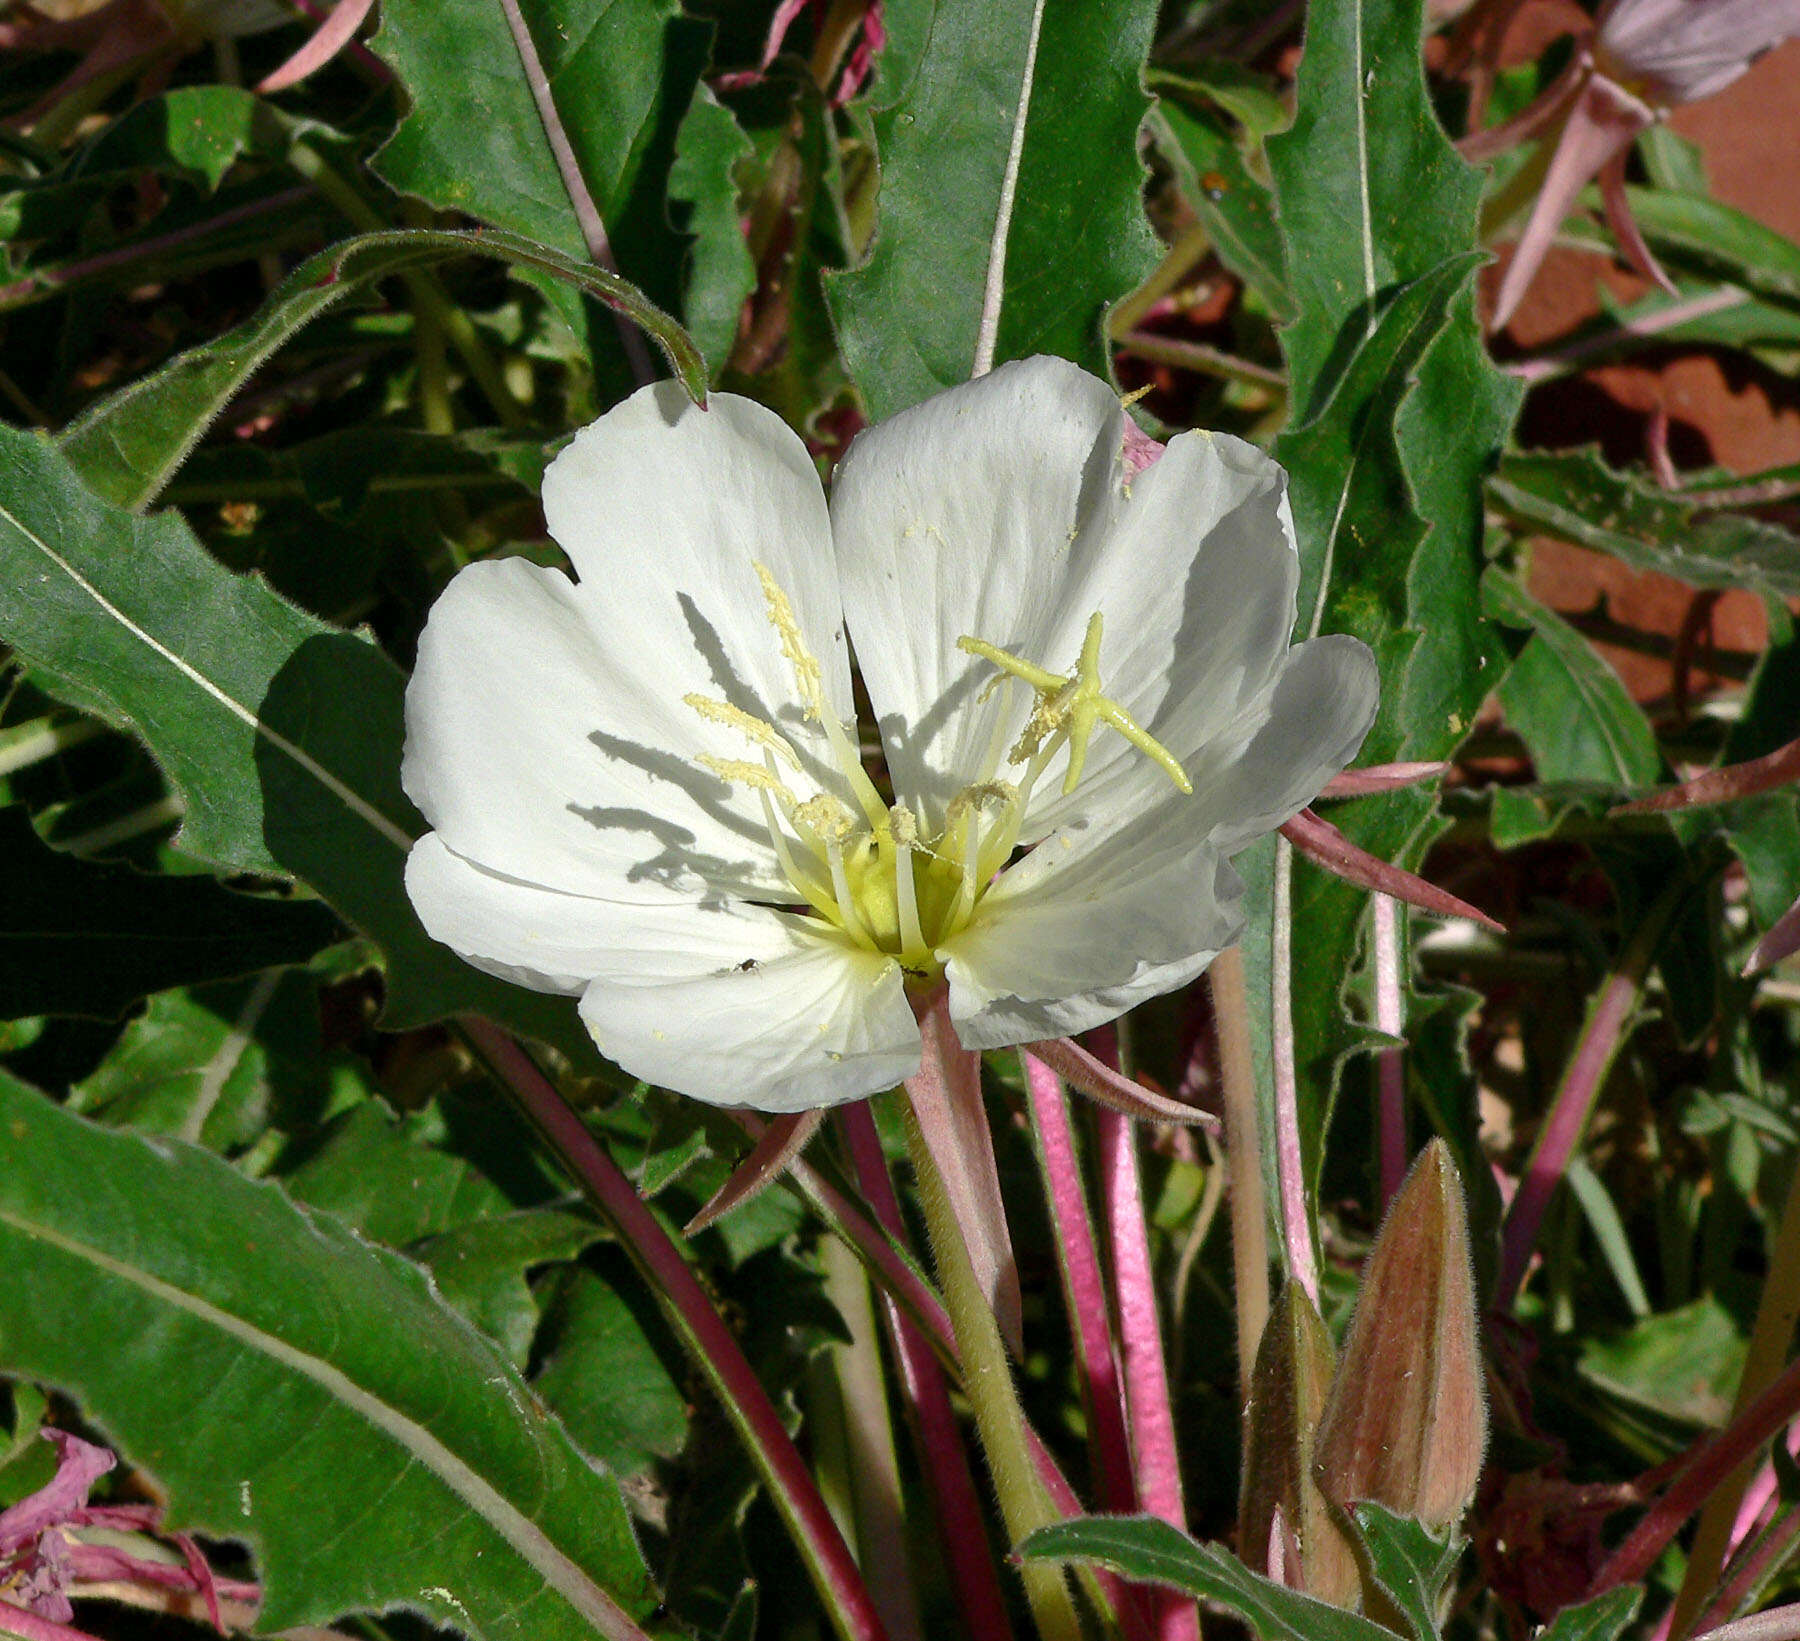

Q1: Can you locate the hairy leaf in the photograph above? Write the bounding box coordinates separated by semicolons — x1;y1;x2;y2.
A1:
827;0;1159;418
0;426;595;1051
0;1072;657;1640
58;227;704;512
1020;1516;1393;1641
1490;448;1800;602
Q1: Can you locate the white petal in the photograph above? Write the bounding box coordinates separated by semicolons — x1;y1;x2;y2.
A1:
1196;634;1381;853
410;834;920;1108
939;632;1376;1048
830;356;1126;819
580;945;920;1112
943;839;1244;1050
542;381;856;780
405;831;788;995
402;555;786;902
832;359;1301;837
1018;428;1301;836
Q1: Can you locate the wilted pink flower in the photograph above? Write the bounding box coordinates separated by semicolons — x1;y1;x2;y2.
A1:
1476;0;1800;329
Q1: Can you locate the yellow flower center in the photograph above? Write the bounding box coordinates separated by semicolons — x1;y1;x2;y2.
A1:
687;566;1190;984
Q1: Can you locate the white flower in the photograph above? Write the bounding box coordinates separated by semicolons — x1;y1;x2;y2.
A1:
401;357;1377;1111
1597;0;1800;107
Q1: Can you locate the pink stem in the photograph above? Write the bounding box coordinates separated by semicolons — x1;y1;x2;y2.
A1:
1022;1054;1137;1516
256;0;376;92
1495;892;1673;1311
1373;894;1407;1208
461;1019;888;1641
1503;286;1750;382
1091;1031;1201;1641
1272;838;1320;1304
1588;1353;1800;1598
0;1602;107;1641
839;1104;1016;1641
1701;1495;1800;1634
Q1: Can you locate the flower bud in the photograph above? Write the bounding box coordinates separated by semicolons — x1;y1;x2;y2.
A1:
1313;1140;1486;1533
1241;1285;1361;1607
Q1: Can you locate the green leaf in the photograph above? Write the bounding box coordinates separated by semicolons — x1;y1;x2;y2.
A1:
1269;0;1485;415
668;84;755;378
1533;1586;1644;1641
1485;570;1661;790
67;977;339;1151
0;806;341;1021
0;1072;658;1640
1627;185;1800;305
827;0;1160;418
1489;448;1800;602
58;227;705;512
371;0;708;342
1243;0;1522;1238
1145;91;1290;314
534;1263;690;1479
416;1210;604;1368
1020;1516;1394;1641
0;424;596;1053
1348;1504;1461;1641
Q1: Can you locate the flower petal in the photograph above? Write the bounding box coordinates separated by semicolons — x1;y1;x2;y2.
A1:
403;555;789;903
941;633;1376;1049
405;832;791;995
832;358;1302;839
580;944;920;1111
829;356;1125;818
943;829;1245;1050
1197;634;1381;853
542;381;854;741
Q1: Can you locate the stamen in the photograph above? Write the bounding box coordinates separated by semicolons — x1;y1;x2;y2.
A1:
755;787;836;919
698;755;793;794
957;611;1193;798
754;560;889;831
825;838;876;950
890;804;926;955
684;694;801;768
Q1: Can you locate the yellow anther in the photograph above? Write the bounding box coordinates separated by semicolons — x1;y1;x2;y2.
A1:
697;755;793;798
1120;383;1155;409
888;804;919;848
753;561;827;722
958;612;1192;797
683;693;801;768
795;792;855;840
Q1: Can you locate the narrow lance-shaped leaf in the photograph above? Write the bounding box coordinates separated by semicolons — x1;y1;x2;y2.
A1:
0;426;593;1053
1489;447;1800;603
370;0;713;348
1484;569;1661;791
1242;0;1522;1230
827;0;1160;418
59;227;707;512
0;1072;658;1641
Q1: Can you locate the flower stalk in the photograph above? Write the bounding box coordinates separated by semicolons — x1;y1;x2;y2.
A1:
459;1019;890;1641
901;1040;1082;1641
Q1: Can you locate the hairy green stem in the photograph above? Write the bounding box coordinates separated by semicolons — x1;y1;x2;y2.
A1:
287;143;529;430
901;1093;1083;1641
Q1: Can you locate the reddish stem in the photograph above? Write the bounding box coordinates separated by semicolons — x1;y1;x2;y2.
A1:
1022;1055;1136;1515
1092;1032;1201;1641
1373;894;1407;1208
1587;1338;1800;1596
839;1104;1017;1641
1494;889;1675;1311
461;1019;888;1641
